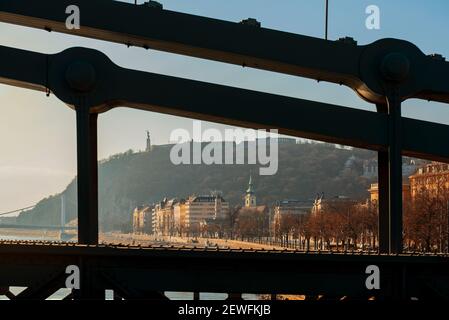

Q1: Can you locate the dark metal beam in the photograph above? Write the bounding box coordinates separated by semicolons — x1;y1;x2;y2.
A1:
0;45;46;92
76;106;98;245
387;92;403;254
2;0;449;104
402;118;449;162
376;104;390;254
75;256;104;299
0;0;361;90
0;243;448;299
377;152;390;253
14;270;67;300
0;45;382;150
111;62;387;151
81;51;449;163
1;45;449;163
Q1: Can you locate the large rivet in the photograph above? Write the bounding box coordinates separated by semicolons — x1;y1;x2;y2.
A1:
65;61;96;92
380;52;410;82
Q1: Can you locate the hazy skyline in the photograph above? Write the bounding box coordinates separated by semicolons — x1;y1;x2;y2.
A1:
1;0;449;214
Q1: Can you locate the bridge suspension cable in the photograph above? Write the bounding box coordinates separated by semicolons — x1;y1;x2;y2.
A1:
0;205;36;216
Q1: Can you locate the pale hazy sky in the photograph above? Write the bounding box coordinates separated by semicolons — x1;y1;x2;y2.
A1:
1;0;449;214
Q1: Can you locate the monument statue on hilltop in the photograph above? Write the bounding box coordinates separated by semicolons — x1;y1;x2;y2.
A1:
146;130;152;152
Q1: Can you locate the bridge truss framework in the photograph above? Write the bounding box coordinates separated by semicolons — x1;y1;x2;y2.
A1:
1;0;449;300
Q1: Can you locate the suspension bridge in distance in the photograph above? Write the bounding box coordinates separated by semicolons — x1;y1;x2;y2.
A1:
0;196;76;241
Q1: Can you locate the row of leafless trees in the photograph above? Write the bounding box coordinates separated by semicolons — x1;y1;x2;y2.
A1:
168;183;449;252
270;202;378;251
404;182;449;252
216;190;449;252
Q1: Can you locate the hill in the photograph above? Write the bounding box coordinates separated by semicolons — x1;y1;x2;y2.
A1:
16;142;375;231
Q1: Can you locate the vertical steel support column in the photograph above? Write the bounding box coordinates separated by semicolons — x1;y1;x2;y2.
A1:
380;51;409;254
73;258;104;300
377;148;390;253
376;104;390;253
76;105;99;245
387;92;403;253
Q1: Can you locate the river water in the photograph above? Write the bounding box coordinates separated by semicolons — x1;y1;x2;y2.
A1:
0;235;56;241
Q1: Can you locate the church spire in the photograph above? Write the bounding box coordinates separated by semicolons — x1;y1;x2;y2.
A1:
245;172;256;207
246;174;254;194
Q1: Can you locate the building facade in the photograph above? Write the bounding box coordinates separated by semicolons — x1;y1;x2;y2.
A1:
132;205;154;234
173;199;187;235
368;181;411;204
274;199;313;216
272;199;312;237
182;194;229;234
366;162;448;205
312;195;358;215
362;157;426;179
409;162;449;198
151;194;230;236
154;198;179;236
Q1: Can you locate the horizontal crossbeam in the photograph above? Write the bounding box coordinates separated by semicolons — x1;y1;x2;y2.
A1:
0;242;448;299
2;0;449;104
0;45;449;162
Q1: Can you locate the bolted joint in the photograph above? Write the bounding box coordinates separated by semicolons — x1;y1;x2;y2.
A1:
140;1;163;10
239;18;261;28
428;53;446;61
65;61;97;93
380;52;410;83
337;36;357;45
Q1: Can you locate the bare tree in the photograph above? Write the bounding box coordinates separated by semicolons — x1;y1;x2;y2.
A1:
405;177;449;253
